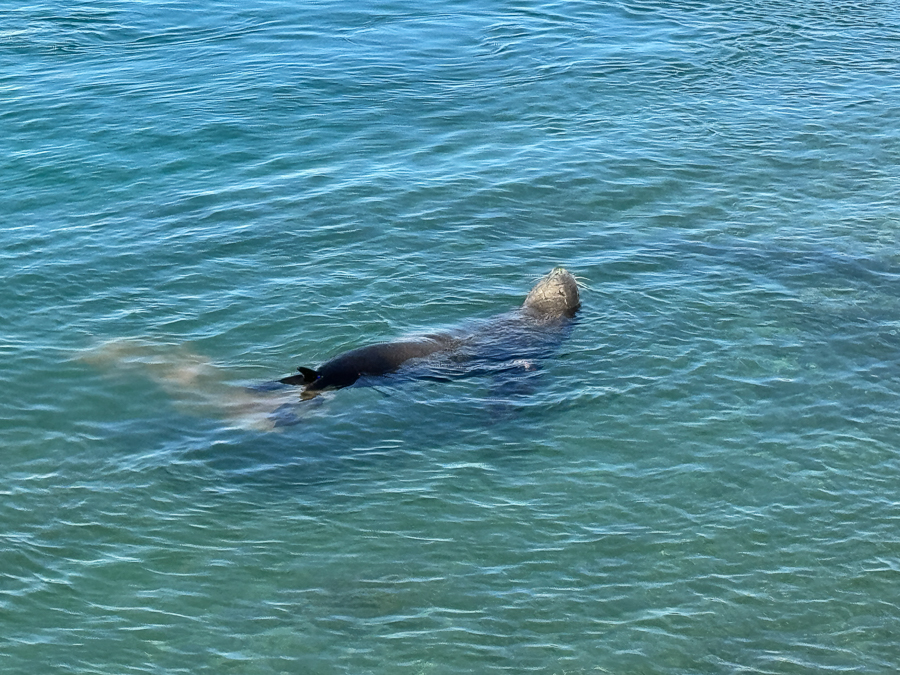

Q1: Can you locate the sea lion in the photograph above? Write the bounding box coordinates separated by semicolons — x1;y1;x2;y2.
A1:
280;267;581;399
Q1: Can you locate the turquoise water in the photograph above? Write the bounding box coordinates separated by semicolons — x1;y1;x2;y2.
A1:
3;0;900;672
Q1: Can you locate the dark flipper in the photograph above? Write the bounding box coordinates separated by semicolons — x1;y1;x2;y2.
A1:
247;380;291;392
279;366;320;387
270;402;303;427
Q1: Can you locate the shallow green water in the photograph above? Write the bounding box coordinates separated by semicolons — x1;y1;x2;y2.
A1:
3;1;900;673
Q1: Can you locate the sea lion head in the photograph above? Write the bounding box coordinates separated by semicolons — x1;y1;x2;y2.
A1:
522;267;581;319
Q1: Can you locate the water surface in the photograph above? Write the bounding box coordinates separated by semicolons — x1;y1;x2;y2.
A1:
3;1;900;673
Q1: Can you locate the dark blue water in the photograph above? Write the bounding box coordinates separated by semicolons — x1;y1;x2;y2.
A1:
3;1;900;672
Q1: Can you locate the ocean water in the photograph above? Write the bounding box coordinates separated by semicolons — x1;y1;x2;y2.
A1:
3;0;900;672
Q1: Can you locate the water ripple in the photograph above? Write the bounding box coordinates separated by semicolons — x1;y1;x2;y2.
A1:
3;0;900;673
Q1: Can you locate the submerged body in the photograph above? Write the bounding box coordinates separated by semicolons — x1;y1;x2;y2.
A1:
80;269;581;431
280;268;581;398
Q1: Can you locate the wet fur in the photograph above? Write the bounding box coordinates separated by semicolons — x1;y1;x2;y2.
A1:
281;268;580;398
